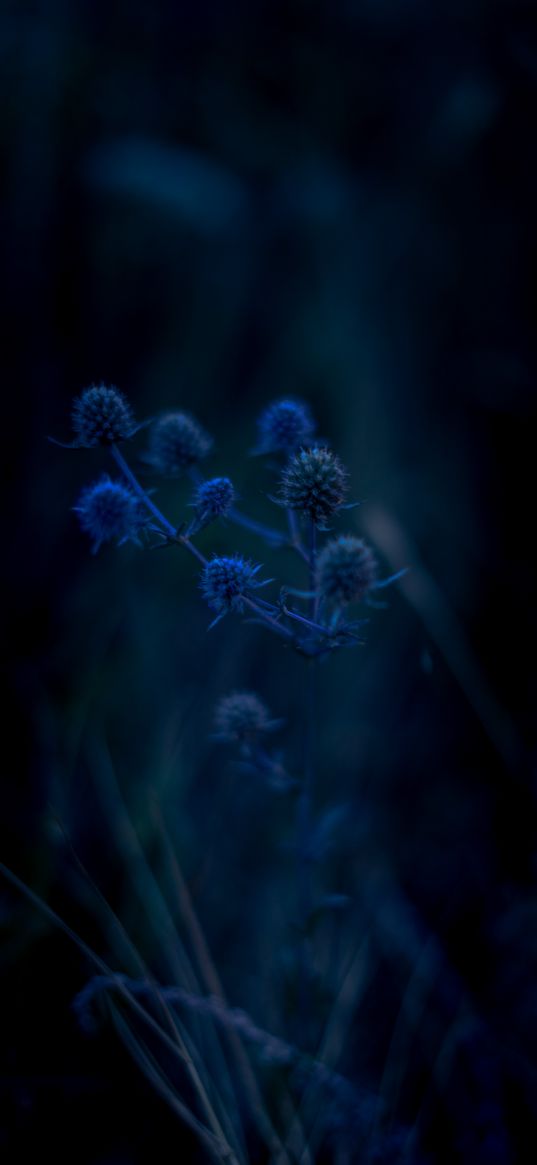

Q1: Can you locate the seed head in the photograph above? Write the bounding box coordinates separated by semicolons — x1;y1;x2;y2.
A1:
316;535;377;606
193;477;235;526
74;476;145;553
200;555;266;619
72;385;136;447
214;691;275;744
255;398;316;455
145;411;212;476
279;446;348;527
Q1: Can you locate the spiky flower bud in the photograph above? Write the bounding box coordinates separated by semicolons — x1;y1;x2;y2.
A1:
200;555;266;619
145;411;212;476
192;477;235;527
72;385;136;447
213;691;275;744
255;398;316;455
73;476;145;553
316;535;377;606
279;446;348;527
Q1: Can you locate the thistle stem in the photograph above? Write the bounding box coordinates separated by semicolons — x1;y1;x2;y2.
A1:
111;445;208;567
281;607;330;638
295;519;319;1045
310;521;319;623
111;445;176;537
229;506;288;548
179;536;208;567
287;509;309;565
243;597;295;642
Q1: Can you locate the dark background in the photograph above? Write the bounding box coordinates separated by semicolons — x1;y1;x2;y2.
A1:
2;1;537;1162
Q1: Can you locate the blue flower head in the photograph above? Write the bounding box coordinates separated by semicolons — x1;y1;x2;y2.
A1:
144;411;212;476
316;535;377;607
213;691;277;744
254;398;316;455
192;477;235;528
279;446;348;527
200;555;269;624
74;476;145;553
72;385;136;447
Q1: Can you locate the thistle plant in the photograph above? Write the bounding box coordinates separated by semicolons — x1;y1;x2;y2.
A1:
190;476;236;533
71;383;138;447
143;409;213;476
200;555;272;627
213;692;277;746
8;384;409;1164
253;397;316;455
73;475;148;553
279;445;349;529
316;535;378;612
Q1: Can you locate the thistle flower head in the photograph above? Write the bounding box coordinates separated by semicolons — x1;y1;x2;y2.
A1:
145;411;212;476
255;398;316;455
279;446;348;527
200;555;267;620
192;477;235;526
213;691;276;744
316;535;377;606
74;476;145;553
72;384;136;447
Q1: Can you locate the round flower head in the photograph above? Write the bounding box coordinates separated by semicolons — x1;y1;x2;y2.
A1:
254;398;316;455
316;535;377;606
145;411;212;476
200;555;268;622
74;476;145;553
192;477;235;527
72;385;136;447
213;691;276;744
279;446;348;527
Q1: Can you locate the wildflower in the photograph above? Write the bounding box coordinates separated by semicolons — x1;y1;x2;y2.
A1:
144;411;212;476
316;535;377;607
71;384;136;447
254;398;316;455
200;555;269;621
73;476;145;553
191;477;235;528
279;447;348;527
213;691;278;744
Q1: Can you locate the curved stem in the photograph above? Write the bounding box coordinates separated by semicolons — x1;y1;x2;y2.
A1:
282;607;331;638
111;445;176;537
179;535;208;566
229;506;287;547
111;446;208;568
287;509;309;565
243;596;295;642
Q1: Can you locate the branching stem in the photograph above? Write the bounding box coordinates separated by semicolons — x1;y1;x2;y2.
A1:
111;445;176;537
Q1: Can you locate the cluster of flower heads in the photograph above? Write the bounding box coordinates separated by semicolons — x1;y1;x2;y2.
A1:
59;384;409;1163
65;382;394;628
